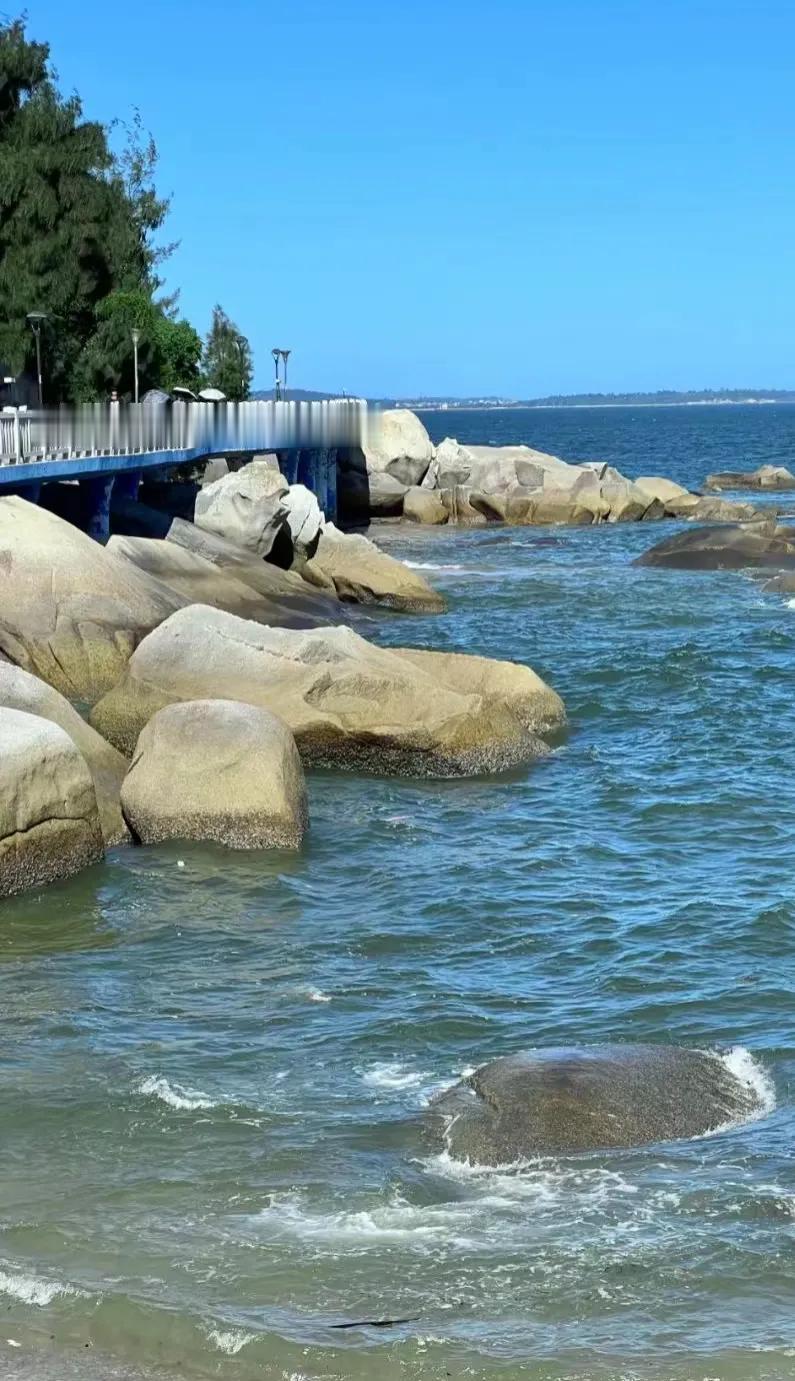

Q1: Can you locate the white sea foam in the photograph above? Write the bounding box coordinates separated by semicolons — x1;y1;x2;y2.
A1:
0;1270;81;1307
207;1328;256;1355
404;560;467;572
706;1045;777;1132
362;1061;429;1091
255;1190;476;1247
138;1075;216;1111
306;988;331;1003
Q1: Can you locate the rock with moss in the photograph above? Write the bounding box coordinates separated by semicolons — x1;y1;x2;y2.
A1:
90;605;560;777
121;699;307;849
0;497;184;704
428;1044;764;1162
0;709;104;897
302;523;446;611
0;663;128;846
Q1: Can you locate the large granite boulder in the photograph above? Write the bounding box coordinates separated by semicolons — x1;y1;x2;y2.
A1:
194;460;289;558
464;445;588;494
120;699;307;849
302;523;446;611
634;475;691;510
200;458;229;487
0;663;128;846
425;438;475;490
366;472;409;517
403;487;449;524
667;495;772;523
440;486;490;526
90;606;557;777
0;497;184;704
108;535;281;625
363;409;434;486
428;1044;764;1162
165;519;346;627
599;469;654;522
396;648;566;735
0;708;104;897
635;521;795;570
706;464;795;491
281;484;324;564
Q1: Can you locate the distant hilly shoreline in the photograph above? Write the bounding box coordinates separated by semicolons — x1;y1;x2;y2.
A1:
252;388;795;409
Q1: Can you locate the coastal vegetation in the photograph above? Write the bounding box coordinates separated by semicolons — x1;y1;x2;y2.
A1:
0;17;252;400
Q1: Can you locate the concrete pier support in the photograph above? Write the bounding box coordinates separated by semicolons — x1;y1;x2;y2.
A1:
293;448;338;521
113;468;142;502
2;480;42;504
79;475;115;543
325;448;338;523
280;451;299;486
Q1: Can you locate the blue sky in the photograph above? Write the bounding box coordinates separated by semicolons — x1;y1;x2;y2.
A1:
25;0;795;396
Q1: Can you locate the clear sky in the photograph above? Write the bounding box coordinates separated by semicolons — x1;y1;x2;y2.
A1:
24;0;795;396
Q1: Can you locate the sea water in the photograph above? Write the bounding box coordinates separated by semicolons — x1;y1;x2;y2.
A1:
1;405;795;1379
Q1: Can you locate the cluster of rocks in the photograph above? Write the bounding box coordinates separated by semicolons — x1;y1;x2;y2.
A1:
706;463;795;492
340;409;767;527
0;494;565;898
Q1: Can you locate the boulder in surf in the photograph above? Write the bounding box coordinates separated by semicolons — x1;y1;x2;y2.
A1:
428;1044;766;1162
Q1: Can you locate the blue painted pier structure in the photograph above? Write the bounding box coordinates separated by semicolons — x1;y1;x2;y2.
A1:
0;401;366;540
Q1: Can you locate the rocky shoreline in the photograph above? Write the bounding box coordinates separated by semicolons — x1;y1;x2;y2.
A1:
342;408;777;527
0;407;791;901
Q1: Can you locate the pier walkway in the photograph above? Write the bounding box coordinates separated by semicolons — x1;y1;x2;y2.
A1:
0;400;366;538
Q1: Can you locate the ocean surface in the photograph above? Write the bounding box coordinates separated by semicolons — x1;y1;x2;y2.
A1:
3;404;795;1381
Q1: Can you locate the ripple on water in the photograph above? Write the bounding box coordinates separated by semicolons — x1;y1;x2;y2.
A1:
1;478;795;1377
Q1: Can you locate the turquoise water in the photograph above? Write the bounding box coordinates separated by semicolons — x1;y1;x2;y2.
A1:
2;408;795;1379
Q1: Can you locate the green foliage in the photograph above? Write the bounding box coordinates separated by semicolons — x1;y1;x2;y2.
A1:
0;17;144;398
74;291;202;399
153;317;202;393
202;305;253;401
0;18;253;403
110;109;177;302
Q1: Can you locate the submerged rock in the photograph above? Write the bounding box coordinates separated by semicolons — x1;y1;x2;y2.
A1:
634;521;795;570
0;708;104;897
428;1044;765;1162
90;605;558;776
121;699;307;849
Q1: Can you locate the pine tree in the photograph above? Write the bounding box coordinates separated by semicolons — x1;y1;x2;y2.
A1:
201;305;253;401
0;18;149;399
0;17;191;402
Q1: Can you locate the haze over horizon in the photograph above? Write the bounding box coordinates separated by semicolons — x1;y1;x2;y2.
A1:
28;0;795;398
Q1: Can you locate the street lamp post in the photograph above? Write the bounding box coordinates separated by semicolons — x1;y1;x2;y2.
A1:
280;349;291;401
131;328;141;404
272;347;281;401
26;312;48;406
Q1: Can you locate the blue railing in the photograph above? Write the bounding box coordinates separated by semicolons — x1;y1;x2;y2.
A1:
0;399;368;466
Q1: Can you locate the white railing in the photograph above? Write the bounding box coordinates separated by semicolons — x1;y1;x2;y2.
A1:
0;400;369;466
